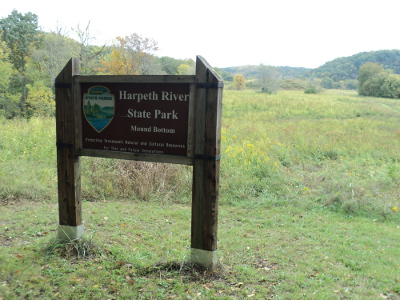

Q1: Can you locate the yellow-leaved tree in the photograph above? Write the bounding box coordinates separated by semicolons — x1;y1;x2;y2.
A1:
232;74;246;90
25;81;54;117
177;63;194;75
98;33;162;75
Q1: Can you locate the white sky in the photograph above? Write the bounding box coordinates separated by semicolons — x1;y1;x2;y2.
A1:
1;0;399;69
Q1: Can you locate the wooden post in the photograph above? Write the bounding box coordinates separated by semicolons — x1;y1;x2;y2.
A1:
55;58;83;240
191;56;223;268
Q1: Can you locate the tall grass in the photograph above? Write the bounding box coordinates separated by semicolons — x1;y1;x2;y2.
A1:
0;117;57;202
1;89;399;218
0;117;191;203
220;90;400;218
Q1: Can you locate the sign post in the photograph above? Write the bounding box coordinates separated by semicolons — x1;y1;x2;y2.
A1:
55;58;83;240
191;57;223;267
55;56;223;268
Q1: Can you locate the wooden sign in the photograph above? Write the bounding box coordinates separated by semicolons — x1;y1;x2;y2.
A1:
75;75;196;165
81;82;191;157
55;56;223;268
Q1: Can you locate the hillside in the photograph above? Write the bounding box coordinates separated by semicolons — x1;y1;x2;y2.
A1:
219;65;310;81
303;49;400;81
220;50;400;84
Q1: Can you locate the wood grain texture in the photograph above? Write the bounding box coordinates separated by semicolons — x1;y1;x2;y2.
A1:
191;56;223;251
56;58;82;226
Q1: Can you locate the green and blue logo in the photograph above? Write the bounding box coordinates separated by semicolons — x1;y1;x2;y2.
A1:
83;86;115;132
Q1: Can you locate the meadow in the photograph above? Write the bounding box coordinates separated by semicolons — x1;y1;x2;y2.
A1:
1;89;400;299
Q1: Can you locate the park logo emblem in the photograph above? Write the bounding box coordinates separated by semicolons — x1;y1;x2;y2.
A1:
83;86;115;132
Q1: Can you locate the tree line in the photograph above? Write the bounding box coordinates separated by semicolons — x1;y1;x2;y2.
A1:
225;49;400;95
230;61;400;98
357;62;400;98
0;10;196;119
1;9;399;120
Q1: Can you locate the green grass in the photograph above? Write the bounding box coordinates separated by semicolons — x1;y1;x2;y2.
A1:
221;90;400;217
1;201;400;299
1;89;400;299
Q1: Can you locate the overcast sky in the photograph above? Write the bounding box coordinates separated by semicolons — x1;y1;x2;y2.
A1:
1;0;399;69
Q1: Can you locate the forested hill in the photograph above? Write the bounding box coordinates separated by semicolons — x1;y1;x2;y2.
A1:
220;65;310;80
303;49;400;81
220;50;400;83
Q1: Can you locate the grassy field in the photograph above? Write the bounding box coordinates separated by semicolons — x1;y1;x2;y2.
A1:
1;89;400;299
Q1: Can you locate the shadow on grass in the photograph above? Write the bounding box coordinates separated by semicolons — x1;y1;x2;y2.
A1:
43;237;230;283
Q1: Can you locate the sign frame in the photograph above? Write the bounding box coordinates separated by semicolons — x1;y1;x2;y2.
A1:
76;75;196;165
55;56;223;269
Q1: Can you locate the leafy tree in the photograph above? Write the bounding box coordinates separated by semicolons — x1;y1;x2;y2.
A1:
159;57;194;75
159;56;179;74
0;10;40;115
29;31;80;88
343;79;358;90
358;62;400;98
379;74;400;98
0;37;14;115
25;81;54;117
0;35;13;93
358;62;384;95
232;74;246;90
2;93;21;119
257;64;280;93
321;77;334;89
99;33;162;75
363;72;400;98
177;63;194;75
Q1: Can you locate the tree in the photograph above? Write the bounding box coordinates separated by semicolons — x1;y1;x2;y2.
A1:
363;72;400;98
177;63;194;75
0;35;13;93
232;74;246;90
159;57;195;75
343;79;358;90
0;10;40;115
29;31;80;88
257;64;280;93
321;77;334;89
378;74;400;98
159;56;179;74
357;62;400;98
0;35;14;113
25;81;54;117
99;33;162;75
72;21;106;74
357;62;383;95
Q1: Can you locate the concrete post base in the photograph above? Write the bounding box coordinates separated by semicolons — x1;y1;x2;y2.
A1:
58;224;84;241
191;248;218;269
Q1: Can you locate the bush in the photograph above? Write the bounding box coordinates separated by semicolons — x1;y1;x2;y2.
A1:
304;87;318;94
26;82;55;117
361;72;400;98
280;79;309;90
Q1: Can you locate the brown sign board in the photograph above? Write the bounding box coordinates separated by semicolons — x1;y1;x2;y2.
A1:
81;82;191;156
74;75;195;164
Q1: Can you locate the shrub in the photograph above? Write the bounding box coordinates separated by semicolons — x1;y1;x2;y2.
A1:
304;87;318;94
